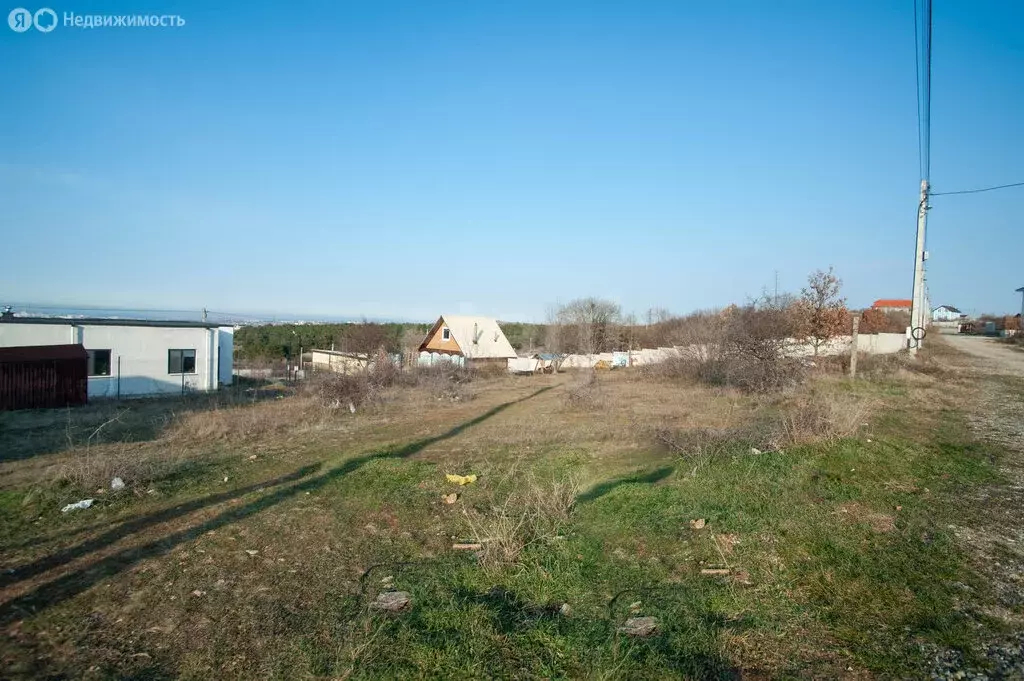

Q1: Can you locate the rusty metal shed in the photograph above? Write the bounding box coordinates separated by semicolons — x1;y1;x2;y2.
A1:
0;344;88;411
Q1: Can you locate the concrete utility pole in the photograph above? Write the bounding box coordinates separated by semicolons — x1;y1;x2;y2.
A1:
849;314;860;378
909;179;930;351
1016;287;1024;322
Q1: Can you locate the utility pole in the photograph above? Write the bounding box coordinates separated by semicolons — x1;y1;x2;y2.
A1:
774;270;779;306
909;179;929;351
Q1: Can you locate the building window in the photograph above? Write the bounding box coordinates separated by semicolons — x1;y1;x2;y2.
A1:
168;349;196;374
87;349;111;377
442;328;451;341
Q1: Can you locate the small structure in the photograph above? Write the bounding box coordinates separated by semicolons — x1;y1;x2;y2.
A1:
871;299;912;313
931;305;963;322
533;352;563;373
0;317;233;398
0;344;88;411
309;349;369;374
418;315;517;370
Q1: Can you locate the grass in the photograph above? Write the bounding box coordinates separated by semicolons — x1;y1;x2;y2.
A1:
0;358;1013;678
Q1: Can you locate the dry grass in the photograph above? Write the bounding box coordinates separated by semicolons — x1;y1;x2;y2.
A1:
0;340;1008;679
836;502;896;533
50;441;193;491
778;391;872;446
462;474;580;568
562;371;605;410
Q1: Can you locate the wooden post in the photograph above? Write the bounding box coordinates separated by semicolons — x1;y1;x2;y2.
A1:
849;315;860;378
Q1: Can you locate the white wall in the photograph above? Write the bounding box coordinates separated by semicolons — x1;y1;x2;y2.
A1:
218;326;234;386
0;323;229;398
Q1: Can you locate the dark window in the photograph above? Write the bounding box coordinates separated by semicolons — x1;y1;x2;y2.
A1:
87;349;111;376
168;349;196;374
442;328;451;341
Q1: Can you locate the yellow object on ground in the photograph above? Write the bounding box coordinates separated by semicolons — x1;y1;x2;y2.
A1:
445;473;478;485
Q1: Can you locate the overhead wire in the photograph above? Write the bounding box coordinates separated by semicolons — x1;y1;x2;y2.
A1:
931;181;1024;197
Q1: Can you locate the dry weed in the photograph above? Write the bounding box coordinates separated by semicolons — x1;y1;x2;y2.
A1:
563;371;604;410
779;393;871;446
51;441;190;491
463;475;579;568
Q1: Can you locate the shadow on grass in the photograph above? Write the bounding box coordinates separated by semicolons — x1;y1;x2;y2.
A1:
0;464;320;589
0;379;289;463
0;387;551;625
456;585;564;634
576;465;675;504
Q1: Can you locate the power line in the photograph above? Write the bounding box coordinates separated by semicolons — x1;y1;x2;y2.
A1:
931;181;1024;197
913;0;932;182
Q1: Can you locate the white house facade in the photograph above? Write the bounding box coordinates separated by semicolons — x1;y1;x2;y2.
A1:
931;305;963;323
0;318;233;398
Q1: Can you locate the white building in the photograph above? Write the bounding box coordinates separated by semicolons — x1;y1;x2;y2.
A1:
931;305;963;322
0;317;233;398
417;315;517;370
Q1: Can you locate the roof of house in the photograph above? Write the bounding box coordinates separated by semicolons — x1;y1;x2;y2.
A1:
0;344;88;363
935;305;962;313
871;299;912;309
422;315;517;359
0;316;222;329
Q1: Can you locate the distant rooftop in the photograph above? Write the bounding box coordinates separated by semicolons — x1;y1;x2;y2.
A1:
871;299;912;309
0;316;223;329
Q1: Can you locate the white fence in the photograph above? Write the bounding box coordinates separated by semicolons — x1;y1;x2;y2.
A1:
521;332;909;371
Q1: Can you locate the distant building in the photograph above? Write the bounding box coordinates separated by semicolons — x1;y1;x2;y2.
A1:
931;305;963;322
0;317;233;399
309;349;370;374
418;315;517;369
871;299;912;313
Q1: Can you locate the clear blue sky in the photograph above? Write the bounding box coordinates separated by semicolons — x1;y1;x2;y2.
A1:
1;1;1021;321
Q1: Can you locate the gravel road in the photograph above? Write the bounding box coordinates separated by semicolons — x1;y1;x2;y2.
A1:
928;335;1024;680
943;334;1024;377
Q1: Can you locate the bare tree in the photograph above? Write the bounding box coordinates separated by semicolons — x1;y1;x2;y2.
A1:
552;298;621;355
799;267;848;356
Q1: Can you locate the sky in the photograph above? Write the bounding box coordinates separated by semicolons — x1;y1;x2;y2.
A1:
1;1;1022;322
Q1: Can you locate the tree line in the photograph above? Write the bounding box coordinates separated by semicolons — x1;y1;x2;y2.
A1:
235;268;910;361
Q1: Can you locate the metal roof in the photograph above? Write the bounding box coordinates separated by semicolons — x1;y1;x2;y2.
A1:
420;315;518;359
0;316;222;329
0;344;88;363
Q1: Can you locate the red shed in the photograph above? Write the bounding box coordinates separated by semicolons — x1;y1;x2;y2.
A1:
0;344;88;411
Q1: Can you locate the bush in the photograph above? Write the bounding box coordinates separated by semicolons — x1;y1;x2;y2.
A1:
563;371;604;410
306;350;402;410
404;362;474;401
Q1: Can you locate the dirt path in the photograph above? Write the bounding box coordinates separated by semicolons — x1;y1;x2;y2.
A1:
944;334;1024;377
931;336;1024;679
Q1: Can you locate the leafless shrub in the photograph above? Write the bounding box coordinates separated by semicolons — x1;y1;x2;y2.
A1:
563;371;604;410
404;362;475;402
638;302;805;394
778;393;871;446
463;475;579;568
51;441;189;491
652;425;748;458
638;356;701;383
305;351;403;410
